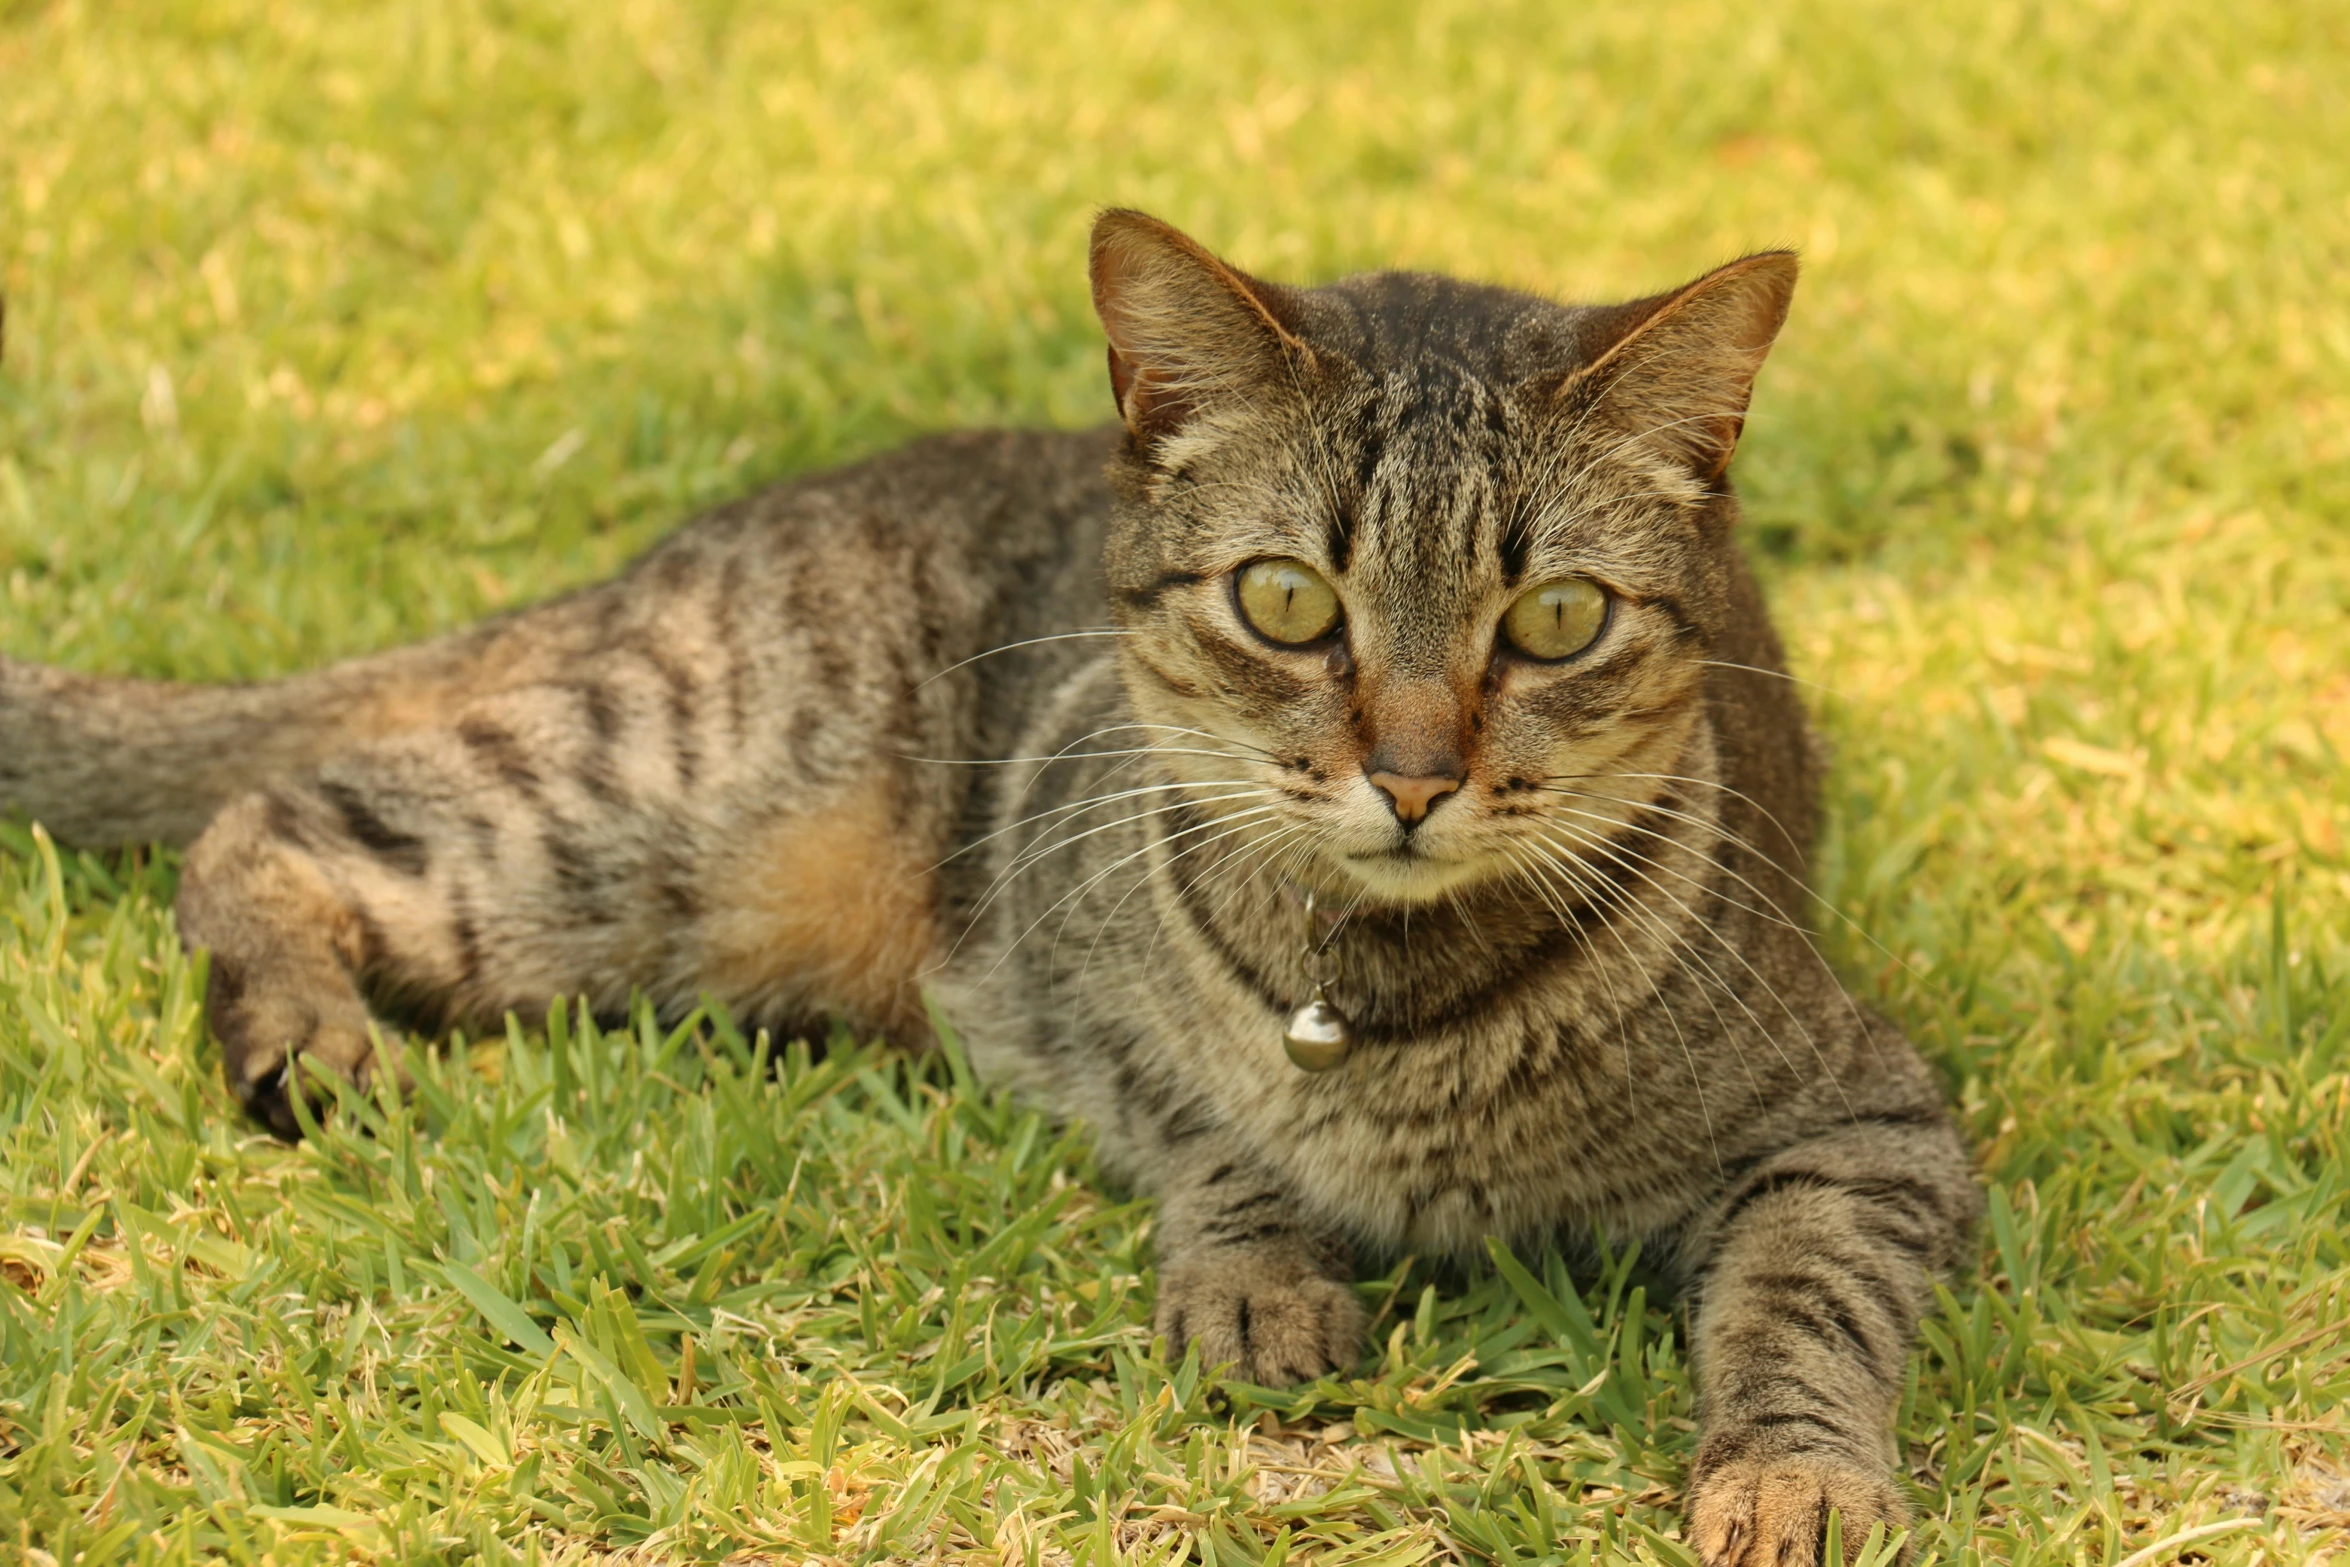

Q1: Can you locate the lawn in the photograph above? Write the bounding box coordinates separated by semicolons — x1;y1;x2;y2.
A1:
3;0;2348;1561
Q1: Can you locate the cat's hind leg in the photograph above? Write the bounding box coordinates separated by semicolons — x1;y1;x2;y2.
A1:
180;799;389;1135
175;674;741;1135
180;766;481;1139
179;675;949;1136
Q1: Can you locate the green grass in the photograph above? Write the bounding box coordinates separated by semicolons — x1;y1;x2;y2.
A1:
3;0;2348;1561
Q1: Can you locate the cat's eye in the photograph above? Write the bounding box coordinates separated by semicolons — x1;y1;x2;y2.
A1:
1235;558;1342;645
1501;577;1609;661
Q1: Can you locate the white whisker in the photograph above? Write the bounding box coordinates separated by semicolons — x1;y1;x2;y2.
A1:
1536;783;1897;1077
1538;818;1854;1121
984;803;1285;985
1506;833;1725;1173
1538;789;1809;933
933;776;1269;875
913;628;1134;689
1554;768;1918;989
1692;659;1846;701
944;785;1275;964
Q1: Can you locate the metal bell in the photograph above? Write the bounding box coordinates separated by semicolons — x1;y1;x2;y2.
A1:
1283;989;1353;1072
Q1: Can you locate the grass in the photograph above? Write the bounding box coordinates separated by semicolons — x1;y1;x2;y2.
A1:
2;0;2347;1560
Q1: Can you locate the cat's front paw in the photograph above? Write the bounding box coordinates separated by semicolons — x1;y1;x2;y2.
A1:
1155;1254;1364;1385
1686;1453;1911;1567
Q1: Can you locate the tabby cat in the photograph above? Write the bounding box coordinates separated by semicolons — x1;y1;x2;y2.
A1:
1;211;1978;1565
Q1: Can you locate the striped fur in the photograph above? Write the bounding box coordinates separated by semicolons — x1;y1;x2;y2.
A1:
1;211;1976;1564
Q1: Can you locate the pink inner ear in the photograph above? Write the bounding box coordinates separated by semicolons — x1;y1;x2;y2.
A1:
1090;236;1183;435
1100;331;1195;439
1106;344;1138;423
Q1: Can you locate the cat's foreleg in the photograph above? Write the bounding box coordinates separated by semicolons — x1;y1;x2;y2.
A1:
1150;1141;1365;1384
1680;1112;1977;1567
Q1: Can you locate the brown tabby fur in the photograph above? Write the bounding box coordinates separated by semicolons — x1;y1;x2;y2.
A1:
0;211;1978;1565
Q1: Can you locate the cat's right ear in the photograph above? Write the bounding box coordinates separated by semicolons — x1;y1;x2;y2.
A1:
1089;210;1309;445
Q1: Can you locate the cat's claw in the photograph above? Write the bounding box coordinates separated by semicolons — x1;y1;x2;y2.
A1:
1686;1454;1911;1567
1155;1256;1364;1386
232;1017;405;1141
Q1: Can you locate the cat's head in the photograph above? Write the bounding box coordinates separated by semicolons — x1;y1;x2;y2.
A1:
1090;209;1796;908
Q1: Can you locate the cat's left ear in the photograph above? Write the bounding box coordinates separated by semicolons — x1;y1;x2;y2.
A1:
1089;209;1311;446
1561;252;1798;486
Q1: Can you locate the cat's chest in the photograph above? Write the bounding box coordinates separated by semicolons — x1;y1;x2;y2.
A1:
1152;980;1709;1251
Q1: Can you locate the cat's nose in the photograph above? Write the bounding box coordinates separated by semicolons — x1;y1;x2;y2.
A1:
1367;769;1462;826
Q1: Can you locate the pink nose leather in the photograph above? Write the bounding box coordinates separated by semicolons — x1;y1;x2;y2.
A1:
1367;770;1462;824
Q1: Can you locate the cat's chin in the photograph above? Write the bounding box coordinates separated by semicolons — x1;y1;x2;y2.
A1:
1328;847;1494;905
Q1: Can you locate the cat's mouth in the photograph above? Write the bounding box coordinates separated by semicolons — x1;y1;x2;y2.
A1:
1336;840;1489;902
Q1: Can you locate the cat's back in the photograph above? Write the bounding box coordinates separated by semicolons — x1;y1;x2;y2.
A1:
676;423;1119;582
600;420;1122;746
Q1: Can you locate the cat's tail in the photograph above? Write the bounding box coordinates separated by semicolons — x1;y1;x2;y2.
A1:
0;630;505;848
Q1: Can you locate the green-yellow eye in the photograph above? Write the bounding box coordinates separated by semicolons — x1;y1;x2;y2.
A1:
1236;558;1341;645
1502;577;1609;661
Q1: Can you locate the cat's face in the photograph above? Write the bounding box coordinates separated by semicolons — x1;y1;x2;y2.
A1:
1092;212;1795;908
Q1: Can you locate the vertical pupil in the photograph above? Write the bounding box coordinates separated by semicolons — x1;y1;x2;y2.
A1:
1241;561;1334;642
